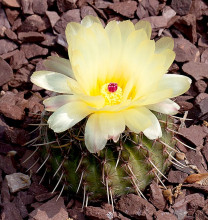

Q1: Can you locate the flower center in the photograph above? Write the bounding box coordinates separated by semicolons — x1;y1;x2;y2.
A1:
101;83;123;106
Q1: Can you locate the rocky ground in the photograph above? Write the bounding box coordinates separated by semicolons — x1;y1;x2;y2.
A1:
0;0;208;219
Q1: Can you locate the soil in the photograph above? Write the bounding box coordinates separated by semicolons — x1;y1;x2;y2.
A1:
0;0;208;219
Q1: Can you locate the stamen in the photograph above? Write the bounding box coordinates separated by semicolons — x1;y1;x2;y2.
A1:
101;83;123;106
108;83;118;93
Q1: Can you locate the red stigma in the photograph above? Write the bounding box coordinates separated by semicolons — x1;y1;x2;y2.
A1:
108;83;118;93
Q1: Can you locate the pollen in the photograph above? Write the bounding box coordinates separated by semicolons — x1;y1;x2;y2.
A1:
101;83;123;105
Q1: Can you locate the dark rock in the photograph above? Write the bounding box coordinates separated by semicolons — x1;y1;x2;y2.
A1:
168;170;188;183
186;150;207;173
5;127;30;146
10;50;28;69
0;39;18;55
149;181;166;210
81;6;98;19
54;9;81;34
195;93;208;105
46;11;60;27
2;0;21;8
26;92;44;115
41;32;56;46
0;91;27;120
182;61;208;80
0;155;16;174
174;38;200;62
18;191;34;205
0;25;6;37
35;192;57;202
177;101;193;112
154;211;177;220
5;28;17;41
1;179;10;203
190;0;208;20
11;17;22;31
142;16;168;29
28;182;48;196
202;141;208;163
20;150;40;173
33;0;48;15
21;43;48;59
0;7;11;28
173;193;204;219
57;0;77;13
0;116;9;139
203;200;208;216
9;64;34;87
20;0;33;14
14;194;28;218
195;210;208;220
17;14;49;32
1;202;23;220
29;196;68;219
109;1;137;18
201;49;208;64
184;184;208;194
136;3;149;19
195;80;207;93
5;8;19;25
0;58;13;86
173;14;197;43
198;36;208;48
18;31;45;42
171;0;192;16
68;208;86;220
116;194;156;219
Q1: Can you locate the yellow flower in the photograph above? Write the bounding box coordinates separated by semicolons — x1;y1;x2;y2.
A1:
31;16;191;153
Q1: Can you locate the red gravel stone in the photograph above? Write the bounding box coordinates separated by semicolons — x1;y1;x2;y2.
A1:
171;0;192;16
5;28;18;41
116;194;156;219
57;0;77;12
168;170;188;184
0;91;27;120
29;196;68;219
201;49;208;64
81;5;98;19
2;0;21;8
182;61;208;81
18;31;45;42
32;0;48;15
174;38;200;62
154;211;177;220
0;39;18;55
0;7;11;28
54;9;81;34
109;1;137;18
46;11;60;27
10;50;28;69
149;181;166;210
5;8;19;25
0;58;13;86
20;43;48;59
20;0;33;14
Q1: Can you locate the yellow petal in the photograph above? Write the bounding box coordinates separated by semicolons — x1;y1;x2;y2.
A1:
143;113;162;139
43;95;77;112
147;99;180;115
118;20;135;43
124;107;152;133
31;71;71;93
158;74;192;98
44;56;75;79
155;37;174;53
81;15;102;27
85;113;108;153
48;101;93;133
65;22;82;45
135;20;152;39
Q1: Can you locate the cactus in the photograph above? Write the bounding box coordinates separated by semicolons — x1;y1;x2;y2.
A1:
32;111;179;202
29;16;192;204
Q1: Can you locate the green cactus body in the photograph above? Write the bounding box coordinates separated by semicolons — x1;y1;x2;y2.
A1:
35;112;176;201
